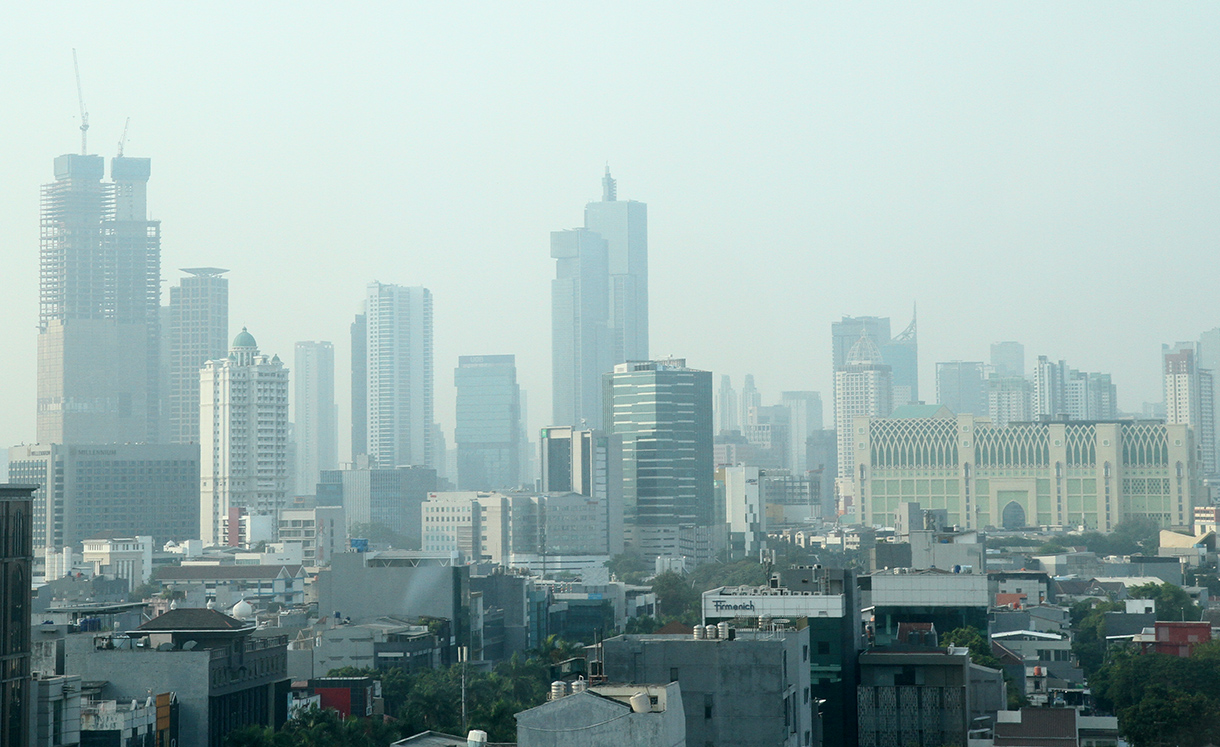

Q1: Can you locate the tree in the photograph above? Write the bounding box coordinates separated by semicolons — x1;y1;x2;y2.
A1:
349;522;418;551
940;626;1004;670
1128;581;1201;622
651;571;700;620
605;549;652;584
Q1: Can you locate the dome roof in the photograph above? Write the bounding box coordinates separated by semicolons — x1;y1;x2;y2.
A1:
232;326;257;349
846;331;883;365
231;599;254;620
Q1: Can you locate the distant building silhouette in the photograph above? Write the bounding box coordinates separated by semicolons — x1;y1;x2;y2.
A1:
362;282;434;469
167;268;229;444
294;341;337;496
454;355;521;491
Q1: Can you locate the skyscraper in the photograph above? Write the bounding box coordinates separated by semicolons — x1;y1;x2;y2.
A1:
716;375;738;434
551;228;611;429
365;282;434;469
833;332;893;479
1033;356;1118;421
739;374;761;429
831;313;918;406
539;425;618;553
294;341;337;496
936;361;987;417
987;375;1033;427
0;485;34;747
990;341;1025;378
780;391;823;473
38;154;161;444
603;359;713;558
1164;343;1216;475
584;168;648;364
454;355;522;490
350;311;367;463
167;268;229;444
200;328;289;546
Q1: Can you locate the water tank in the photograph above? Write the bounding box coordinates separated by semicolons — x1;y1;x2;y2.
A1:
551;681;567;699
467;729;488;747
571;678;587;694
629;692;651;714
706;624;718;639
717;622;730;640
693;624;706;640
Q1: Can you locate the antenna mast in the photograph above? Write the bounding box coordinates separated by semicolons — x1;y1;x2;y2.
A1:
118;117;130;157
72;49;89;155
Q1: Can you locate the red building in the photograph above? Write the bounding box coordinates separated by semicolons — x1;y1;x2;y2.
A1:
1138;621;1212;658
305;677;380;718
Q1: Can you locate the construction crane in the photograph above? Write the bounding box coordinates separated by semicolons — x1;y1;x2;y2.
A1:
72;48;89;155
117;117;130;157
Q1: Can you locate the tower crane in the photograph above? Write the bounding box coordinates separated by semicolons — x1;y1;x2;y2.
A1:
72;49;89;155
117;117;130;157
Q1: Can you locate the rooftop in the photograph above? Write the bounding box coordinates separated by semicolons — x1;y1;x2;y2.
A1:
136;608;250;632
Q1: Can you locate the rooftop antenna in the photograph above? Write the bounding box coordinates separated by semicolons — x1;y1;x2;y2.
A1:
72;49;89;155
117;117;130;157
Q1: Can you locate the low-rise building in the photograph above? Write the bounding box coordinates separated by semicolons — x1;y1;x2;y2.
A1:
81;536;153;592
516;682;685;747
861;568;990;647
279;506;347;566
156;563;306;606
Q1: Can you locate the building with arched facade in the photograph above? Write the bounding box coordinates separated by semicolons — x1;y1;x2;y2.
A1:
852;411;1197;532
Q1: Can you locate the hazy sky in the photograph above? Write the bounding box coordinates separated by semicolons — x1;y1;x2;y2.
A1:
3;4;1220;456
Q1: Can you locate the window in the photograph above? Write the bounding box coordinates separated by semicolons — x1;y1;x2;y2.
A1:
704;694;713;720
817;641;830;656
670;667;679;683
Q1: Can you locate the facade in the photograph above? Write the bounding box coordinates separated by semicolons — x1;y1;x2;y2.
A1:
834;333;893;481
200;328;290;546
350;312;367;462
601;631;811;747
781;391;823;474
455;355;522;490
1163;343;1216;476
167;268;229;444
936;361;987;417
8;443;200;550
854;411;1198;531
854;407;1195;532
0;485;35;747
279;506;347;565
319;464;436;544
364;283;434;469
66;609;289;747
551;227;611;429
516;683;684;747
38;154;161;445
721;466;766;555
584;169;649;366
604;359;713;558
988;375;1033;427
991;341;1025;378
81;536;153;592
293;341;338;497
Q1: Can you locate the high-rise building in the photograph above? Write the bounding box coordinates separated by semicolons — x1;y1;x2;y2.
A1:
739;374;761;429
584;168;648;365
0;485;34;747
200;328;289;546
38;154;161;444
715;375;738;434
603;359;713;558
780;391;822;473
1196;328;1220;473
350;311;367;463
8;443;199;550
831;313;918;406
364;282;434;469
454;355;522;490
1033;356;1118;420
551;228;611;429
294;341;337;496
833;333;893;478
987;375;1033;427
936;361;987;417
990;341;1025;378
1164;343;1216;475
166;268;229;444
540;426;617;554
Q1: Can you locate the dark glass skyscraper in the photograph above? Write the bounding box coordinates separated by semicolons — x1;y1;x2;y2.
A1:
454;355;521;490
603;358;713;558
38;154;161;444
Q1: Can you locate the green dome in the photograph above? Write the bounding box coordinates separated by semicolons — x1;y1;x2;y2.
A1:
232;326;257;349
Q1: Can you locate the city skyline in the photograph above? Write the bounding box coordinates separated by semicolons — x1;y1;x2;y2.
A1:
4;6;1220;459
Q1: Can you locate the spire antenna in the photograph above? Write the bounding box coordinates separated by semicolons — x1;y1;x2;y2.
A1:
602;165;616;202
72;49;89;155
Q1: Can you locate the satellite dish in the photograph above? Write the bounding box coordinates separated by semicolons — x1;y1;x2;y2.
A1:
156;642;174;651
182;640;198;651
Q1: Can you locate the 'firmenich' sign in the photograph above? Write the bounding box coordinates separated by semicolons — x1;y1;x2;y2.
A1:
712;599;757;612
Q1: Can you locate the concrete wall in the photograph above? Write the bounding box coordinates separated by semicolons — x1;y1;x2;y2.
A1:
317;553;462;624
516;686;685;747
